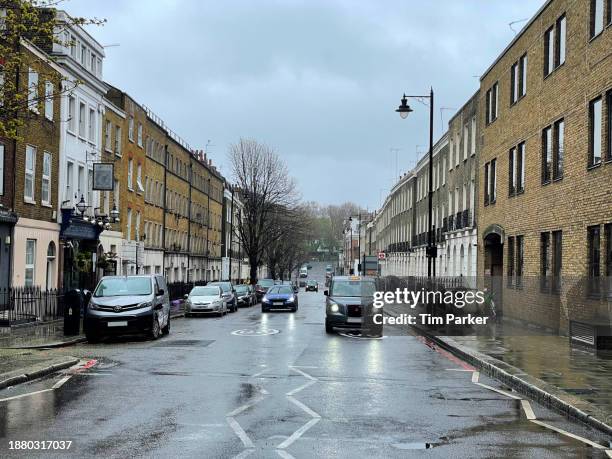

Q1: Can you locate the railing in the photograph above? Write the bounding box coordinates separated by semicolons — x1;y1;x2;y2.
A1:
0;287;64;327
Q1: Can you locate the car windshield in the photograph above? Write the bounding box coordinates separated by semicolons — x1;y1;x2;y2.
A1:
190;286;220;297
268;286;293;295
210;283;231;292
308;281;317;285
94;277;152;297
332;280;376;297
235;286;248;293
258;279;275;287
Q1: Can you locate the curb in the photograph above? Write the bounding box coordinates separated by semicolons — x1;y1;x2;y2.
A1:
0;357;79;390
383;309;612;437
1;336;87;350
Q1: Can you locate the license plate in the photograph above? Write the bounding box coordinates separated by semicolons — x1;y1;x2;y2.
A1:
346;317;362;324
273;302;284;306
108;321;128;327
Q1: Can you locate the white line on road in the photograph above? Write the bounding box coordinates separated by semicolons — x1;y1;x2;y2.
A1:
226;417;254;448
605;449;612;458
226;395;266;417
530;420;606;449
287;395;321;419
520;400;536;420
286;379;316;396
276;449;296;459
475;382;523;400
290;366;317;381
52;375;72;389
233;448;255;459
276;418;321;450
0;388;52;402
471;371;480;383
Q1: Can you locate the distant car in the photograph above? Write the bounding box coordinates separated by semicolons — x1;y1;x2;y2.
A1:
184;285;227;317
261;285;298;313
208;281;237;312
305;280;318;292
255;279;276;301
85;275;170;342
307;264;313;269
234;284;255;307
325;275;377;334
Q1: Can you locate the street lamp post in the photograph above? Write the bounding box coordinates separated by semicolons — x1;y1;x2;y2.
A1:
396;88;436;278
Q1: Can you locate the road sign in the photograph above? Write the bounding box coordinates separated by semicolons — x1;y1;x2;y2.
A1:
377;252;386;260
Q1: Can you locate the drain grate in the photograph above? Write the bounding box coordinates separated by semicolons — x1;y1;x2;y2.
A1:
154;339;214;347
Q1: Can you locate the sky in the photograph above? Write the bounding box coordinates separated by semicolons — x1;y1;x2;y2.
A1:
63;0;544;210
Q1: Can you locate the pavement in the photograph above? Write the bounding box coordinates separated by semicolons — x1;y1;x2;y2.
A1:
0;264;610;458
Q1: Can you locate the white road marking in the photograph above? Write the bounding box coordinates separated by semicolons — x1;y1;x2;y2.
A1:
226;395;266;417
233;448;255;459
290;366;316;381
475;382;523;400
287;395;321;419
227;417;254;448
530;420;606;449
0;389;52;402
286;379;316;396
276;418;321;450
52;375;72;389
471;371;480;383
520;400;536;420
290;365;318;369
276;449;296;459
605;449;612;458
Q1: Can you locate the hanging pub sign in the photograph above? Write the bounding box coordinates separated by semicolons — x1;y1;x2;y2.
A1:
92;163;114;191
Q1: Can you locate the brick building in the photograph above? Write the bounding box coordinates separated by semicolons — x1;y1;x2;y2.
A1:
477;0;612;333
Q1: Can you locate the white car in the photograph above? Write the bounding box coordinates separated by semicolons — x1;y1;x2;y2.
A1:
184;286;227;317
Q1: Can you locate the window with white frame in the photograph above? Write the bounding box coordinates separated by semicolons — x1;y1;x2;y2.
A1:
105;120;112;151
485;82;498;124
68;96;76;132
65;161;73;201
471;117;476;155
42;151;51;205
44;81;53;120
135;211;141;241
136;163;144;193
126;208;132;240
25;145;36;202
115;126;122;155
463;124;469;160
128;117;134;142
88;108;95;142
78;102;86;137
25;239;36;287
128;159;133;190
137;123;143;147
28;68;38;112
591;0;604;37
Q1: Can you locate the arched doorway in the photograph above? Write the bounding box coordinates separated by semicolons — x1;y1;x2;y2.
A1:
483;225;505;314
460;244;465;277
452;246;457;276
46;242;56;290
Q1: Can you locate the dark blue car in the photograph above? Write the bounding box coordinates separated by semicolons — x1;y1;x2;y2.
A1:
261;285;298;313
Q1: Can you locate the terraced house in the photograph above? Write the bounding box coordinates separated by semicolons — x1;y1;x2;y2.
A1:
477;0;612;337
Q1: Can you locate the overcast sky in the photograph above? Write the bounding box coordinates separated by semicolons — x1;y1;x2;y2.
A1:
65;0;543;210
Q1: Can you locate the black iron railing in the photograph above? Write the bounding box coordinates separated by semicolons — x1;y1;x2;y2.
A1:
0;287;64;327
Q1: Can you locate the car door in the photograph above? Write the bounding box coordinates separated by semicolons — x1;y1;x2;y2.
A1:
156;276;170;326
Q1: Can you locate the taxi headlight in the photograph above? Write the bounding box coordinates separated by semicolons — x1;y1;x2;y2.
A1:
330;303;340;313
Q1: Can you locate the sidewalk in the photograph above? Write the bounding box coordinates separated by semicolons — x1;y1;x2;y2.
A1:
384;303;612;437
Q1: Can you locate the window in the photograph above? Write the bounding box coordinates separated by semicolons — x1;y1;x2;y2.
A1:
509;146;517;195
589;97;602;166
484;158;496;205
65;161;73;201
114;179;119;208
588;225;601;295
463;124;469;160
77;165;84;197
105;120;112;151
88;108;95;142
507;236;515;287
510;54;527;104
42;152;51;205
90;53;96;73
0;144;4;195
557;15;566;66
115;126;122;156
44;81;53;120
128;159;133;190
516;235;524;288
553;119;564;179
25;145;36;202
25;239;36;287
28;68;38;112
78;102;86;137
605;224;612;278
540;232;561;293
542;126;552;183
80;44;86;66
135;211;141;241
545;15;566;76
552;231;562;293
137;123;143;147
590;0;604;38
126;208;132;240
68;96;76;133
70;35;76;58
485;82;498;124
520;54;527;97
136;163;144;193
471;117;476;155
607;90;612;161
128;117;134;142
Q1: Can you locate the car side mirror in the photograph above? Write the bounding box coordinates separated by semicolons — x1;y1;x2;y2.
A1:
183;294;188;299
157;288;165;296
324;290;329;296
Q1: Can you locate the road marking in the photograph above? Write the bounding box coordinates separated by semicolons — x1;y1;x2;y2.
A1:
287;395;321;419
471;371;480;383
475;382;522;400
286;379;316;396
520;400;536;420
290;366;316;381
530;420;606;449
0;388;52;402
227;417;254;448
290;365;318;369
276;418;321;450
445;368;473;371
276;449;296;458
233;448;255;459
52;375;72;389
605;449;612;458
226;395;266;417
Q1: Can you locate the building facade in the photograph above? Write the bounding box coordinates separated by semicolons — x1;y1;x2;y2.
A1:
477;0;612;333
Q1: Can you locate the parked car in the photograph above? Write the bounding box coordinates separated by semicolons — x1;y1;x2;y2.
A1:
208;281;237;312
85;275;170;342
261;285;298;312
235;284;255;307
325;275;377;334
305;280;319;292
184;285;226;317
255;279;275;301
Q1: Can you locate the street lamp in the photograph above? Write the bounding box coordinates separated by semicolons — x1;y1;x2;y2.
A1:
76;195;87;216
395;88;436;278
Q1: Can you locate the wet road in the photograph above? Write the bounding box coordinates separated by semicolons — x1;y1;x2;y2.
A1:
1;271;611;458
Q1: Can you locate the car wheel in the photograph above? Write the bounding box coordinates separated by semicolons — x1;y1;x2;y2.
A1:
261;305;268;313
325;321;334;334
185;312;191;318
149;314;161;340
291;306;297;312
162;315;170;335
86;331;101;343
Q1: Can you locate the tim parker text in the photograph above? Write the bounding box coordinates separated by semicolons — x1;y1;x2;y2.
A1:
373;313;490;326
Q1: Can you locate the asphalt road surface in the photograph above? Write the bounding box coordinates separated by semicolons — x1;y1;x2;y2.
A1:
1;264;610;458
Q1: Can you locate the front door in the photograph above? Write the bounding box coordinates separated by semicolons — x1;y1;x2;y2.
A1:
484;233;504;316
0;224;11;292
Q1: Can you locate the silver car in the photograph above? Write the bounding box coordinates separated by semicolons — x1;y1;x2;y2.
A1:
184;285;227;317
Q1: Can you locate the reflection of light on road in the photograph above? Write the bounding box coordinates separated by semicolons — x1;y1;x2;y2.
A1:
261;313;268;326
324;340;342;372
5;389;56;431
287;313;295;331
365;339;382;374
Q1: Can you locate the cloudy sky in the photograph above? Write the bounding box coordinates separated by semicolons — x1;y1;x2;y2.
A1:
65;0;543;210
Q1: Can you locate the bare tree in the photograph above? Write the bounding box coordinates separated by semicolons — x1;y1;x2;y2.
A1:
229;138;299;284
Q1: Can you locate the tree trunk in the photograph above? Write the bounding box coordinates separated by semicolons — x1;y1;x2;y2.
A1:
249;259;258;285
